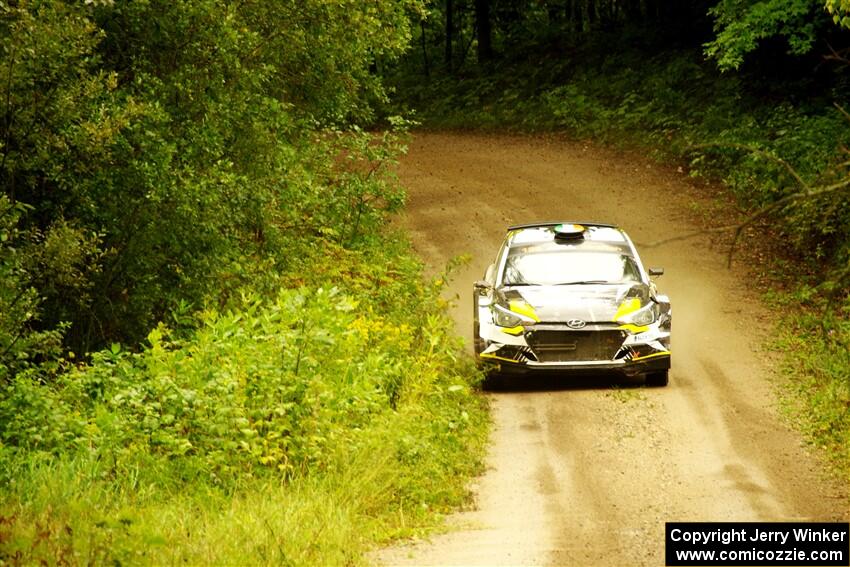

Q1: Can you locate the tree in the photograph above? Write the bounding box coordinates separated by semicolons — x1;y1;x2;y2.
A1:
705;0;833;70
1;0;423;357
446;0;454;70
476;0;493;62
826;0;850;26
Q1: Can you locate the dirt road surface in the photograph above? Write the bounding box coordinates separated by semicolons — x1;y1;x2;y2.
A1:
375;132;848;567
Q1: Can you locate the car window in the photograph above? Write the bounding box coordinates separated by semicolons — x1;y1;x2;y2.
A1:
502;250;641;286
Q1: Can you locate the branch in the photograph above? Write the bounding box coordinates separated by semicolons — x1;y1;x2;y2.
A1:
833;102;850;125
823;43;850;66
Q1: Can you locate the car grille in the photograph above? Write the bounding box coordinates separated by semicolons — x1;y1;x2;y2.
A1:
525;330;624;363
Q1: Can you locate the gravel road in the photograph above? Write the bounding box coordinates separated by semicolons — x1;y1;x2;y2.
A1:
376;132;848;566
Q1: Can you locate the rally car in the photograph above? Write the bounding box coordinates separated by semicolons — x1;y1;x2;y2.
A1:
473;222;671;387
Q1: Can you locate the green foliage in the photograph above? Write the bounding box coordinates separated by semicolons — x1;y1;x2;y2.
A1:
0;196;68;382
773;291;850;479
0;0;490;563
705;0;824;70
0;235;489;563
825;0;850;27
0;0;423;355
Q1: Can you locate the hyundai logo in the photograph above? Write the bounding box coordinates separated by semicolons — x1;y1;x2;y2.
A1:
567;319;586;329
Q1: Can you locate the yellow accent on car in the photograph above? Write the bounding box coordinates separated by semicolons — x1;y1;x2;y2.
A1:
632;351;671;361
508;299;540;322
501;325;524;336
480;352;520;363
614;297;641;320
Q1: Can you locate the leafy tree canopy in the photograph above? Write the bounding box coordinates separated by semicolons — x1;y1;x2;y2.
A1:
705;0;834;70
0;0;421;367
826;0;850;26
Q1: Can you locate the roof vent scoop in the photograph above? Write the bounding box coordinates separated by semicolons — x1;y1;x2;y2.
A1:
553;223;586;240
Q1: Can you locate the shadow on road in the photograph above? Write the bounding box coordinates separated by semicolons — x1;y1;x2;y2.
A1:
484;371;648;393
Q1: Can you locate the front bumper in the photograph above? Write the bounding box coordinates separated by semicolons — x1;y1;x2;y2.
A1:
486;353;670;376
478;322;671;377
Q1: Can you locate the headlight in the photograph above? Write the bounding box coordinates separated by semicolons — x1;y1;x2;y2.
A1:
617;304;655;326
492;304;535;328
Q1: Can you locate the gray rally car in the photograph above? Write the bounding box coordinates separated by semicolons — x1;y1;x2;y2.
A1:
473;222;671;387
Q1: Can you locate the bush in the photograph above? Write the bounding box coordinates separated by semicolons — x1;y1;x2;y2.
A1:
0;235;489;564
0;196;68;382
0;0;421;355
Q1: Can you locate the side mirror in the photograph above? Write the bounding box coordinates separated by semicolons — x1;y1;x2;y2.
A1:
473;280;492;301
484;263;496;283
648;267;664;277
474;280;493;305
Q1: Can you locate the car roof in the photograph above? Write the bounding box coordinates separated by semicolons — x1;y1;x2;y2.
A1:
504;222;632;255
507;220;617;230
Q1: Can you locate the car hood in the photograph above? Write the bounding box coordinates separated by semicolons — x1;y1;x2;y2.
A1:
501;283;647;323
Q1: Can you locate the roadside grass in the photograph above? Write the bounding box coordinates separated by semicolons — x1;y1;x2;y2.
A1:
769;292;850;481
0;233;490;565
2;416;486;565
387;41;850;482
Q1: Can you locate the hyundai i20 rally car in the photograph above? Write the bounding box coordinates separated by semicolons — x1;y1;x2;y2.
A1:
473;222;671;387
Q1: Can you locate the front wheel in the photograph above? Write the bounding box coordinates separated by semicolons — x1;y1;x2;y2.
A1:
482;371;504;391
645;370;669;387
473;292;485;356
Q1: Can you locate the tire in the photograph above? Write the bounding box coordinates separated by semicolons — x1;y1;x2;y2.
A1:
645;370;669;387
482;371;503;391
473;293;485;356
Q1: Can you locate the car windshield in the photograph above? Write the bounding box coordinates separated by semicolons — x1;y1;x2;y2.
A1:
502;249;641;286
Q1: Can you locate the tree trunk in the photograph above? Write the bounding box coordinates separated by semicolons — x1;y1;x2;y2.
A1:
568;0;577;33
420;19;430;77
445;0;453;71
581;0;591;32
475;0;492;63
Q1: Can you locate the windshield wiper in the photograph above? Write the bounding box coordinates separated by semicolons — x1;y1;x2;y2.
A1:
554;280;612;285
503;282;542;286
